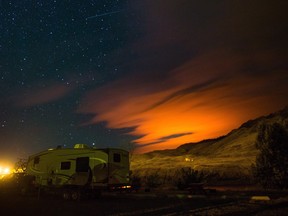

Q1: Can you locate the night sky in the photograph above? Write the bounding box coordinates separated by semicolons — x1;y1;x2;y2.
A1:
1;0;288;163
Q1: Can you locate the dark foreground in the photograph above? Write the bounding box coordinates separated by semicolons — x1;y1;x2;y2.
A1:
0;189;288;216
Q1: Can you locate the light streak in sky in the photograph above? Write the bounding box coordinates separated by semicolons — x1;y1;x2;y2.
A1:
86;10;123;20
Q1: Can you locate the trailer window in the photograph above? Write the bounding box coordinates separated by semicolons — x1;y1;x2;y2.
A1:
34;157;40;165
113;153;121;162
76;157;89;172
61;162;71;170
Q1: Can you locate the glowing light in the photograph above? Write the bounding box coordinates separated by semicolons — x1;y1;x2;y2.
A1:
185;157;194;162
4;168;10;174
0;166;11;176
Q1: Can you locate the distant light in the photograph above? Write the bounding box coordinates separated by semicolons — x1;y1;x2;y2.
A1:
185;157;194;162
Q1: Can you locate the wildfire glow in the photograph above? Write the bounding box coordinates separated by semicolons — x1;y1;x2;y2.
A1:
79;52;288;153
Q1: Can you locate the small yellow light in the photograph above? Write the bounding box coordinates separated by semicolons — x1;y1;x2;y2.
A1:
185;157;194;162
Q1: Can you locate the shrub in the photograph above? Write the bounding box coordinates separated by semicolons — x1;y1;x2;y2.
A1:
14;158;27;173
144;172;162;188
174;167;203;190
129;173;142;190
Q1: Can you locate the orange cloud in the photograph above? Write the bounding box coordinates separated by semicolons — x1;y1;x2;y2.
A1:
79;51;288;153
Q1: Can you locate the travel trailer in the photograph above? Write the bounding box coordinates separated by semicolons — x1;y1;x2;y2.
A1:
25;144;130;199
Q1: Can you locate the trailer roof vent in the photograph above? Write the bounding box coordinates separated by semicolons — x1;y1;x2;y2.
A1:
74;144;90;149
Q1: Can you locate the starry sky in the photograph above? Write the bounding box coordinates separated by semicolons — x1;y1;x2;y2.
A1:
1;0;288;163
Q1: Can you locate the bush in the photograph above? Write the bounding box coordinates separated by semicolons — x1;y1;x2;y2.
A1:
14;158;27;173
144;172;162;188
174;167;203;190
253;123;288;189
129;173;142;190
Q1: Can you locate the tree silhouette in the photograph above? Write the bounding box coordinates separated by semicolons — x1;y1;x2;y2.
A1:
14;158;28;173
253;123;288;189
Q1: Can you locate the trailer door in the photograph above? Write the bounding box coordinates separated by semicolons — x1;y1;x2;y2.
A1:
76;157;89;172
71;157;91;186
108;149;129;185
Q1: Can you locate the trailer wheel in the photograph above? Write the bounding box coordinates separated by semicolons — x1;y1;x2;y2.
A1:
62;191;71;200
71;190;81;201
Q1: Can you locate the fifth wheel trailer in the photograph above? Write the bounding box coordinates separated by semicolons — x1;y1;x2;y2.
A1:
25;144;130;199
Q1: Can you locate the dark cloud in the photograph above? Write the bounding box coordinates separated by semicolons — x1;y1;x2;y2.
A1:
146;77;224;111
141;132;194;147
129;0;288;59
15;83;75;107
160;132;194;140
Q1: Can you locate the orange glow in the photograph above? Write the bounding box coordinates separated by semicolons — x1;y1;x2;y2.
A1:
79;51;288;153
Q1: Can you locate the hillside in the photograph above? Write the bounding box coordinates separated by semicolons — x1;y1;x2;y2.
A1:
130;107;288;182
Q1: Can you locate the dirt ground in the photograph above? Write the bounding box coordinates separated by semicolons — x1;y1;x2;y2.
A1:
0;186;288;216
